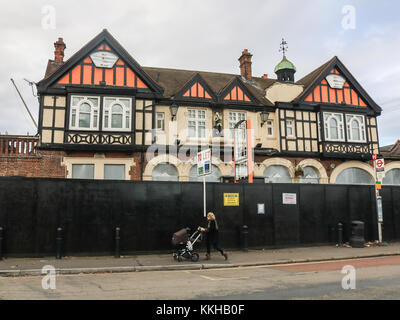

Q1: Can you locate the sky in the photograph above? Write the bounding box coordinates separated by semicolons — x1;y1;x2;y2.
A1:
0;0;399;146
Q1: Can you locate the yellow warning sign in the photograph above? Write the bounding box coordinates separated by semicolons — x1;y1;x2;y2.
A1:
224;193;239;206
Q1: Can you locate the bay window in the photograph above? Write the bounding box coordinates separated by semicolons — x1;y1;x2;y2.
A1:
323;112;344;141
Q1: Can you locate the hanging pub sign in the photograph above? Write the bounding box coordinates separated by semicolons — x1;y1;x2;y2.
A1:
326;74;346;89
90;51;119;68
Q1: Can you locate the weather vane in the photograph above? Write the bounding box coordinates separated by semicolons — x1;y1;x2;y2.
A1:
279;38;288;57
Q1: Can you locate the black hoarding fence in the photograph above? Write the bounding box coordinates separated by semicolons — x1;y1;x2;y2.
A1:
0;176;399;257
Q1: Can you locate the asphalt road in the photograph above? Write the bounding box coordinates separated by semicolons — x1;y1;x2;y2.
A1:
1;256;400;300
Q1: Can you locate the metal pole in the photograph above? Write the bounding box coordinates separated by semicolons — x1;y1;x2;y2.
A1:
56;227;62;259
242;225;248;251
203;176;206;217
115;227;120;258
337;222;343;246
10;78;38;129
373;159;383;243
0;227;3;260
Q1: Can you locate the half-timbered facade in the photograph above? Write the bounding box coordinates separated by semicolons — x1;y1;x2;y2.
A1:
34;29;388;184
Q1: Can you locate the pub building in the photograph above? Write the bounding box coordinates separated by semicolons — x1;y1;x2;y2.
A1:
34;29;399;185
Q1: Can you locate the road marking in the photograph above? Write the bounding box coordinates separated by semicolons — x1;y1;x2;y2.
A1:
199;275;249;281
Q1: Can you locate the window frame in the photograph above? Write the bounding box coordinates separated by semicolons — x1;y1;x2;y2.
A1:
69;95;100;131
346;114;366;143
285;119;294;137
188;109;207;139
102;97;132;132
156;112;165;132
266;120;274;137
229;111;246;140
323;112;345;142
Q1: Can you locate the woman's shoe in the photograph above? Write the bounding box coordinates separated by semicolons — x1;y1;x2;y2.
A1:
223;253;228;260
205;253;210;260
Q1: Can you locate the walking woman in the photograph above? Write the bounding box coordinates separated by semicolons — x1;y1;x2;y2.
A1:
198;212;228;260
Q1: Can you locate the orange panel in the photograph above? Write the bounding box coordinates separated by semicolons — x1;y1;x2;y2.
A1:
83;57;92;64
58;73;70;84
105;45;111;51
136;76;147;89
237;87;244;100
321;79;327;85
183;90;190;97
359;99;367;107
344;88;351;104
335;69;340;74
82;65;92;84
351;89;358;105
313;86;321;102
224;93;231;100
329;88;336;103
126;68;135;87
231;87;237;100
71;65;81;84
244;94;250;102
321;86;329;102
98;44;105;50
105;68;113;85
198;83;204;97
116;59;125;66
305;93;313;102
205;91;211;99
190;84;196;97
337;89;344;104
94;68;103;85
115;67;124;86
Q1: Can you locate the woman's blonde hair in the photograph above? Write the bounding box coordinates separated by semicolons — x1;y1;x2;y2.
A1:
207;212;216;220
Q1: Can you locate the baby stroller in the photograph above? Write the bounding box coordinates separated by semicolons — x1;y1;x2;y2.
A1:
171;227;202;262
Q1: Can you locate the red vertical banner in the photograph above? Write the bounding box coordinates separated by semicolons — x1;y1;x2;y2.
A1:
246;120;253;183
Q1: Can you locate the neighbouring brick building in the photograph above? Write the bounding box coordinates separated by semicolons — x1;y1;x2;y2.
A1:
1;29;399;185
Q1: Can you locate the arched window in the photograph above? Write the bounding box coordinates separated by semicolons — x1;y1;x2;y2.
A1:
336;167;373;185
103;97;131;131
346;115;366;142
299;166;319;184
383;169;400;185
323;113;344;141
264;165;292;183
189;165;221;182
152;163;179;181
70;96;100;130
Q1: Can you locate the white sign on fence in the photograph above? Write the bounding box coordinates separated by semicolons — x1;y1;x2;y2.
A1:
197;149;211;176
282;193;297;205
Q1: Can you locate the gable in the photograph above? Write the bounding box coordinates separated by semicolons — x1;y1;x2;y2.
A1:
303;67;367;107
220;78;256;104
295;57;381;114
174;73;216;101
56;42;148;88
37;29;163;94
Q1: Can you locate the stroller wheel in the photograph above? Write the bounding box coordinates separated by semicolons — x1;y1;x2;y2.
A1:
191;253;199;262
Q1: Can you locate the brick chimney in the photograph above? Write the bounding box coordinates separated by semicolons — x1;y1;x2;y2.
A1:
238;49;253;81
54;37;66;63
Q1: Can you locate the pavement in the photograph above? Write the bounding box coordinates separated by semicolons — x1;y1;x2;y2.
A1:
1;242;400;277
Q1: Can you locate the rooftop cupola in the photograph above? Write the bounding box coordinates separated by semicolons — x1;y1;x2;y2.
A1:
274;38;296;82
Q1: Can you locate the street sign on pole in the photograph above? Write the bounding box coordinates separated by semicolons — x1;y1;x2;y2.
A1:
373;156;384;243
197;149;211;217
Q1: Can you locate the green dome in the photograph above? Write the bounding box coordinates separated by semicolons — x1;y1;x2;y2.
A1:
274;56;296;73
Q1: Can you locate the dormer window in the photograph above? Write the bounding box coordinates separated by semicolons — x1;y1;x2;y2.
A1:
70;96;100;130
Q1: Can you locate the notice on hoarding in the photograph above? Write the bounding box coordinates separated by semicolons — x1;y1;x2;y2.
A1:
257;203;265;214
282;193;297;205
224;193;239;206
